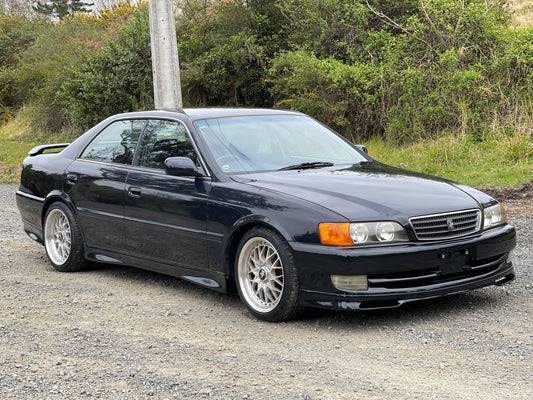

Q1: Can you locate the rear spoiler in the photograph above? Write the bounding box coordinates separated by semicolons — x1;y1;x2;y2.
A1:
28;143;71;156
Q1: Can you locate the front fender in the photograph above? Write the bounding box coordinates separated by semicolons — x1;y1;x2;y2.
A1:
229;213;293;245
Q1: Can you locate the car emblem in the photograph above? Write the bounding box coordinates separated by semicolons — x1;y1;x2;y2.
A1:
447;218;454;231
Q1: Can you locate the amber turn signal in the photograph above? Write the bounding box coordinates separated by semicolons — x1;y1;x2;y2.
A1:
319;223;353;246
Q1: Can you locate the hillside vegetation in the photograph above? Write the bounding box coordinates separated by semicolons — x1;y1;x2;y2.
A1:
0;0;532;186
508;0;533;27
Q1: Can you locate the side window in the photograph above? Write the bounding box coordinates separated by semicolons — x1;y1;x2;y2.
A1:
136;120;197;169
80;120;145;164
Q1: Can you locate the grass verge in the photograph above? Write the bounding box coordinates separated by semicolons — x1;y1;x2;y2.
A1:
0;138;39;184
508;0;533;28
367;131;533;188
0;107;72;184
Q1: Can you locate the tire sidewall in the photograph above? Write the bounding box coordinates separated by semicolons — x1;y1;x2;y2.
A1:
235;227;301;322
44;202;85;272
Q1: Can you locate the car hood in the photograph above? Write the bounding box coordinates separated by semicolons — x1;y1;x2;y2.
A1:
231;163;492;221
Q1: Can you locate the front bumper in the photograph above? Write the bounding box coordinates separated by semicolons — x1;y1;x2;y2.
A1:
290;224;516;311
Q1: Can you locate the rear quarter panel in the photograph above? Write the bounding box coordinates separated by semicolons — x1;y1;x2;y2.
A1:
17;153;73;240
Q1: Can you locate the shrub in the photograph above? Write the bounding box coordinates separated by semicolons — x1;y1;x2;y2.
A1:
61;2;153;133
177;0;275;107
3;9;121;134
271;0;531;142
269;50;380;140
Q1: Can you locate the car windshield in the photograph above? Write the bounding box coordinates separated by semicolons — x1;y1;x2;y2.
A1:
195;115;367;173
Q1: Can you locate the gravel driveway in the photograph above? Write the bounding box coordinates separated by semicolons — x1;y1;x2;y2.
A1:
0;184;531;400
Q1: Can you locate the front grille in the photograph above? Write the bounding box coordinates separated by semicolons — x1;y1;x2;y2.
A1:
410;209;481;241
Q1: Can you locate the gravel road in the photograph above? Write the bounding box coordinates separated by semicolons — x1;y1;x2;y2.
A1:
0;184;531;400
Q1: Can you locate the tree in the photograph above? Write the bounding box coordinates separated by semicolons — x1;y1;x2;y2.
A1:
92;0;123;10
61;3;153;131
1;0;38;17
32;0;94;20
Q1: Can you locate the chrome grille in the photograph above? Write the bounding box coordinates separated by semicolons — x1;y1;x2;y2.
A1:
410;209;481;241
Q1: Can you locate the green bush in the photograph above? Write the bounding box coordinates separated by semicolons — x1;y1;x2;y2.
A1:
177;0;275;107
0;14;46;120
1;2;140;135
14;23;88;132
270;0;532;142
61;3;153;133
0;14;44;69
269;50;380;140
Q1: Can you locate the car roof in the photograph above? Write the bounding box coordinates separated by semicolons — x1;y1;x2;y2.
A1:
183;108;303;120
109;108;304;122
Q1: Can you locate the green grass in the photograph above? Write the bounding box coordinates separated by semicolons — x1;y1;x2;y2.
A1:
366;131;533;188
0;106;74;184
0;138;38;184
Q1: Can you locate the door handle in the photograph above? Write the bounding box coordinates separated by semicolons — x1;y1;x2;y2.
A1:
66;173;78;185
128;187;142;198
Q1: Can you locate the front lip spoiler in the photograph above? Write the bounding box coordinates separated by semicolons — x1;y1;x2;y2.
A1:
298;262;515;311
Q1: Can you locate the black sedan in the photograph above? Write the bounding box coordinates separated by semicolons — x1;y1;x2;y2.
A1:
16;109;516;321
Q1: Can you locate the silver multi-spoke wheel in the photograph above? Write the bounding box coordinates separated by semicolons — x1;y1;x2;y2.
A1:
237;237;285;313
43;203;86;272
44;208;72;266
236;228;303;321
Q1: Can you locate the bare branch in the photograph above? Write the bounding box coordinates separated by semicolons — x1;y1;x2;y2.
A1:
365;0;433;49
417;0;447;47
454;0;465;33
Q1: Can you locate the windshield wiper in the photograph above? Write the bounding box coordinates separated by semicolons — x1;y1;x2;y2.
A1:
278;161;334;171
354;160;376;166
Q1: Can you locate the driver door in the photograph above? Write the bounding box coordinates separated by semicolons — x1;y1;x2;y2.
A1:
124;119;210;271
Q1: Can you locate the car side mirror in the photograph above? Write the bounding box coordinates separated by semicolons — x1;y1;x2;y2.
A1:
164;157;204;177
355;144;368;154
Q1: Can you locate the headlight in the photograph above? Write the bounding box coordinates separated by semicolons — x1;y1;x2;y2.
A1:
319;221;408;246
483;203;507;230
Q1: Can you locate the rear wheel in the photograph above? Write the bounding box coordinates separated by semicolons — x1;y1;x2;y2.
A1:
236;227;303;322
44;202;86;272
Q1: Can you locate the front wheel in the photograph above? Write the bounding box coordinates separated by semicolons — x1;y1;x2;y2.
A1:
236;227;303;322
43;202;86;272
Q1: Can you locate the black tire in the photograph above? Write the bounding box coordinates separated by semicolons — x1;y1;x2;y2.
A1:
43;202;86;272
235;227;303;322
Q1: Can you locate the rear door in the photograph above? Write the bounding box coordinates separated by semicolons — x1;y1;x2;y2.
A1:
65;119;145;251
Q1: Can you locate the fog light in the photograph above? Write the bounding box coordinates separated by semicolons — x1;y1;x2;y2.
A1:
331;275;368;291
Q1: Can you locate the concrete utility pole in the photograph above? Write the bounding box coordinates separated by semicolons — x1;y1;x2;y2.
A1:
149;0;183;112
